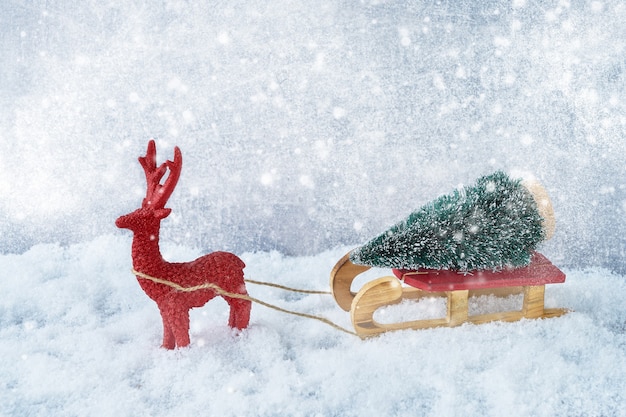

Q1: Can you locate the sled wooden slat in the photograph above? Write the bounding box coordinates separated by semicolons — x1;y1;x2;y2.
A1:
330;253;371;311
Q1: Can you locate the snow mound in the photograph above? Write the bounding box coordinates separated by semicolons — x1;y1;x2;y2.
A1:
1;235;624;416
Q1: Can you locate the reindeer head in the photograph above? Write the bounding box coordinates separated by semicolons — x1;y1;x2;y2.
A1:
116;140;182;233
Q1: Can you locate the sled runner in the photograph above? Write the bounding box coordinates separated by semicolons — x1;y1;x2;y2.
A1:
330;251;568;338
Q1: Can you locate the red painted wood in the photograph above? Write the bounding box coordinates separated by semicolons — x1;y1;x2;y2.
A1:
393;252;565;291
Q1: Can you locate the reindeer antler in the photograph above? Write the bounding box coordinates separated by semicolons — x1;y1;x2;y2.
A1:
139;139;182;209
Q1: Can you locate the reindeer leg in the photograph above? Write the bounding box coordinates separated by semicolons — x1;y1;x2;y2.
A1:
159;308;176;350
170;307;191;348
225;296;251;330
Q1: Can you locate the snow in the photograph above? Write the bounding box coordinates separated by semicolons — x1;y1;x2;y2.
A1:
1;235;625;416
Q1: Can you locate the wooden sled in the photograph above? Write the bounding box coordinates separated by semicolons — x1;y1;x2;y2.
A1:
330;252;568;338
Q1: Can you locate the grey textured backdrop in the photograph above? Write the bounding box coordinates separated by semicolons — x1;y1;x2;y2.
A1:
2;1;625;272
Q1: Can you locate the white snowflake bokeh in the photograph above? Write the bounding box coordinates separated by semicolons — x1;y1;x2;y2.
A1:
1;0;625;272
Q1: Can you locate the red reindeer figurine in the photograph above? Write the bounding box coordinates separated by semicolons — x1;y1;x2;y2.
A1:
116;140;251;349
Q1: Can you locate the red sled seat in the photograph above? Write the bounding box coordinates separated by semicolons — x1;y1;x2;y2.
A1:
392;252;566;292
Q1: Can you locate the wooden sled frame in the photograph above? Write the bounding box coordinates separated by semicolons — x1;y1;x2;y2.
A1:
330;252;569;338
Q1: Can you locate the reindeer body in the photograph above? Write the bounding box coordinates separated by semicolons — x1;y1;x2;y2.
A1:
116;141;251;349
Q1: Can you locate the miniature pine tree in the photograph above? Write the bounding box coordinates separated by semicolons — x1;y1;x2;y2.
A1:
349;171;548;271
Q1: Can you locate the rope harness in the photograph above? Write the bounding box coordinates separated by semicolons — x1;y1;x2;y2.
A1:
131;269;358;337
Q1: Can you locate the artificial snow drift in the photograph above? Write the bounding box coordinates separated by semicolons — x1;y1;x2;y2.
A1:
1;235;624;417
